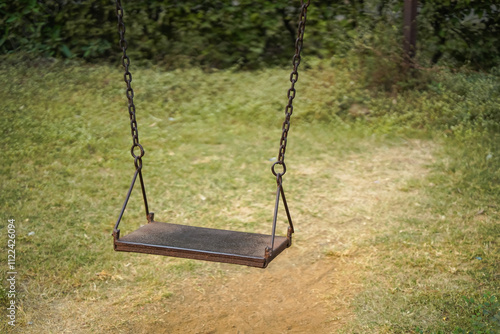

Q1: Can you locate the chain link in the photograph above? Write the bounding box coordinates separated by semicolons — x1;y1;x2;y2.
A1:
272;0;309;179
116;0;144;169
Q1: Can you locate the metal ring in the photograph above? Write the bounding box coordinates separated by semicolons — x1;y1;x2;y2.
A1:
131;143;145;159
271;161;286;176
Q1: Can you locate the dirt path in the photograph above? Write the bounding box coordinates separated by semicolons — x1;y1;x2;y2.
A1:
23;139;435;333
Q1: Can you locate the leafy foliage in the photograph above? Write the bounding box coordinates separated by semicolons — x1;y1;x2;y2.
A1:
419;0;500;69
455;294;500;334
0;0;115;59
1;1;499;70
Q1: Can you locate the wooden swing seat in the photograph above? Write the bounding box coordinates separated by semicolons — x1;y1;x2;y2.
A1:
114;221;291;268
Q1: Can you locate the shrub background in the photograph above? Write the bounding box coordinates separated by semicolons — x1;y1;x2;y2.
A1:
1;0;499;70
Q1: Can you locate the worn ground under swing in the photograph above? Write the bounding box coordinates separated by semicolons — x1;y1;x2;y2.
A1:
21;139;435;333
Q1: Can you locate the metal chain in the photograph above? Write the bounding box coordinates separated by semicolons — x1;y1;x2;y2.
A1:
115;0;144;170
272;0;310;180
115;0;307;173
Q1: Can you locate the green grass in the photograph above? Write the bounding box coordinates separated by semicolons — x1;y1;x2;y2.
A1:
0;57;498;333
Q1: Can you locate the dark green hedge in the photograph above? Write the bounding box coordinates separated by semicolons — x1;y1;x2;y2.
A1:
1;1;499;70
0;0;315;68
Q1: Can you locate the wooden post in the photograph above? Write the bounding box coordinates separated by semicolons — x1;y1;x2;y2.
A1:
403;0;418;59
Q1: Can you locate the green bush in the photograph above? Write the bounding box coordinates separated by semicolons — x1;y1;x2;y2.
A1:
1;1;499;70
0;0;306;68
0;0;116;59
419;0;500;69
455;294;500;334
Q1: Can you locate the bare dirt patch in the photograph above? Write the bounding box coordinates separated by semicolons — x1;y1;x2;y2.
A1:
21;139;435;334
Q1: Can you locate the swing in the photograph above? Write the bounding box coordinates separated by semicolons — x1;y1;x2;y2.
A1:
112;0;310;268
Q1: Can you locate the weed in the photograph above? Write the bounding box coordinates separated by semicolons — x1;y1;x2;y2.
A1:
455;294;500;334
